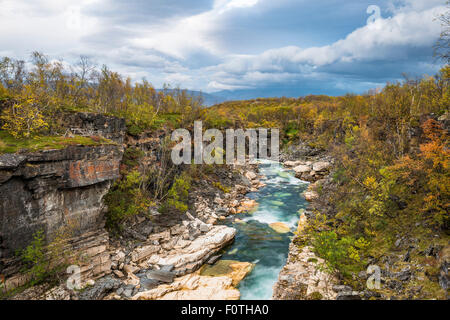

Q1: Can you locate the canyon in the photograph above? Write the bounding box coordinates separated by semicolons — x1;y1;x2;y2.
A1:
1;112;448;301
0;112;267;299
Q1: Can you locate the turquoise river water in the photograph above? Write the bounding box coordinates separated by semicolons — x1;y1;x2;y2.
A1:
219;161;309;300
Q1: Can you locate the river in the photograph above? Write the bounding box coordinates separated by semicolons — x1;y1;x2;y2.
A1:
219;160;309;300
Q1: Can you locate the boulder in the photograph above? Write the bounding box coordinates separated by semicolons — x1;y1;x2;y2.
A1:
304;190;319;202
112;251;126;264
293;165;311;174
312;161;331;172
269;222;291;234
200;260;254;287
123;265;140;276
113;270;124;278
140;278;160;290
79;277;122;300
146;270;175;283
236;199;258;213
199;223;211;233
146;226;236;276
284;161;302;167
133;273;240;300
245;171;257;180
230;200;239;208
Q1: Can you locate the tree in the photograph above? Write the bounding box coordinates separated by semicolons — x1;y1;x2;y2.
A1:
0;85;48;138
435;1;450;64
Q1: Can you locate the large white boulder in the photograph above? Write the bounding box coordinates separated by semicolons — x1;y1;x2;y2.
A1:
284;161;302;167
293;165;311;174
146;226;236;274
312;161;331;172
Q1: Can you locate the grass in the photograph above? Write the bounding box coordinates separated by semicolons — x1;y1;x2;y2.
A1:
0;131;116;154
151;113;182;129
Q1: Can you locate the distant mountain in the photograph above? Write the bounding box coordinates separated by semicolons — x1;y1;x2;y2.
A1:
158;85;347;107
211;85;346;102
196;92;228;107
156;89;227;107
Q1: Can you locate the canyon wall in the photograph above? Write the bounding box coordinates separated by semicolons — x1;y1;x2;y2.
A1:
0;113;126;290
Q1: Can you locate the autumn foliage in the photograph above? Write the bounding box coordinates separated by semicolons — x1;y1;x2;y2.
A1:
0;52;204;138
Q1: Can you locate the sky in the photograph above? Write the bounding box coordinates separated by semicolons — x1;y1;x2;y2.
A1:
0;0;447;98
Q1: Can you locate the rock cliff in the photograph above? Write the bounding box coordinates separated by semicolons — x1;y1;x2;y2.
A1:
0;114;126;291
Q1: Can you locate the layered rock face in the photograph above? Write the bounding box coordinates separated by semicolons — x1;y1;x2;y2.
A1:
63;112;126;144
0;140;124;288
0;112;127;290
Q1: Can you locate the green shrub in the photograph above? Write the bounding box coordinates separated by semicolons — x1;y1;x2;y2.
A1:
127;123;144;136
213;181;231;193
20;227;73;286
105;170;152;231
122;147;145;169
21;230;47;285
160;172;191;213
311;231;369;279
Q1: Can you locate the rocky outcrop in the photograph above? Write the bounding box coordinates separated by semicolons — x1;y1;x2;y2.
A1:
132;260;253;300
272;242;337;300
92;223;237;300
63;112;126;144
142;225;236;276
285;159;332;182
0;138;124;289
133;273;241;300
273;207;337;300
200;260;254;287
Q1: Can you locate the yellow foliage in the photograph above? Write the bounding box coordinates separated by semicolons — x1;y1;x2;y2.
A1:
1;87;48;138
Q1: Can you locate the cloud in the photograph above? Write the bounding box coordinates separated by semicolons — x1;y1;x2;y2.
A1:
0;0;446;96
128;0;262;59
207;81;249;91
203;3;445;91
